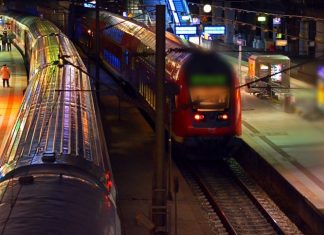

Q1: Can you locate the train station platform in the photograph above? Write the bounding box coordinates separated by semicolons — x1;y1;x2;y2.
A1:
0;47;27;156
226;57;324;233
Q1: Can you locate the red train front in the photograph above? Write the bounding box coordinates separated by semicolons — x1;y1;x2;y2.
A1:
172;51;241;143
75;10;241;147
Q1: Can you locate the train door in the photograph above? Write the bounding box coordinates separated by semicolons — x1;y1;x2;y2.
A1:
131;56;140;90
121;48;129;79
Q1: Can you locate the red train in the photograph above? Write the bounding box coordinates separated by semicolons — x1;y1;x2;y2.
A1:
76;11;241;147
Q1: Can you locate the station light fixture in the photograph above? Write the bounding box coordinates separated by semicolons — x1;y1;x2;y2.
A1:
276;33;283;39
203;4;212;13
257;16;266;22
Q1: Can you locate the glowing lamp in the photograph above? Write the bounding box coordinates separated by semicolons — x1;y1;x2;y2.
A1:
257;16;266;22
276;33;283;39
203;4;212;13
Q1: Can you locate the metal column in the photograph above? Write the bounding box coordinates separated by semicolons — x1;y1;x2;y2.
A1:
152;4;167;235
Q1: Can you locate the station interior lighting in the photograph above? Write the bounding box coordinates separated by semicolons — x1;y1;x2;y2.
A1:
203;4;212;13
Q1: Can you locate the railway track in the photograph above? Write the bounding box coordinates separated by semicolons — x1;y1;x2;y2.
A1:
177;157;302;235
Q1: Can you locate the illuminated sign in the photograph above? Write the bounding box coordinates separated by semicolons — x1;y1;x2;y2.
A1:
192;17;200;25
318;66;324;80
276;33;283;39
276;39;288;46
318;66;324;109
190;75;228;86
236;39;246;46
271;64;282;82
203;26;225;35
84;1;96;8
175;26;197;35
181;15;190;21
260;64;269;70
248;59;255;78
257;16;266;22
273;17;281;25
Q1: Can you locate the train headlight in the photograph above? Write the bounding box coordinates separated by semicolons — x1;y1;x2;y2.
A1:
194;114;205;121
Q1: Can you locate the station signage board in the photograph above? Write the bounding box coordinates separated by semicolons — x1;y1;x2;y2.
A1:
203;26;225;35
276;39;288;46
273;17;281;25
257;16;266;22
175;26;198;35
236;39;246;46
271;64;282;82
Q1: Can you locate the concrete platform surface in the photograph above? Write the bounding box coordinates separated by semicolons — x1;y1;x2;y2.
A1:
0;47;27;156
228;58;324;214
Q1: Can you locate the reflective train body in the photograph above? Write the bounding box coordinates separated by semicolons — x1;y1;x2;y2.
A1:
76;11;241;145
0;14;120;234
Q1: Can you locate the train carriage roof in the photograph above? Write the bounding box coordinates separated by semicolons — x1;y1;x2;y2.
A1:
99;12;193;64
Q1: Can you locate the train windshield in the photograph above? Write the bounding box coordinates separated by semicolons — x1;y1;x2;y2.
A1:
189;74;230;111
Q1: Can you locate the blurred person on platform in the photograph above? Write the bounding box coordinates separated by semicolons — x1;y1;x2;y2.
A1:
1;64;11;87
7;37;12;51
1;32;7;51
7;32;15;51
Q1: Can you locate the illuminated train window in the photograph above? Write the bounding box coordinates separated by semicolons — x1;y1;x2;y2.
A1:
103;49;121;71
190;87;230;111
104;27;124;43
189;75;230;110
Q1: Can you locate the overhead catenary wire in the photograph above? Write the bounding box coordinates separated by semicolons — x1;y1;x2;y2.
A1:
188;13;324;45
187;2;324;22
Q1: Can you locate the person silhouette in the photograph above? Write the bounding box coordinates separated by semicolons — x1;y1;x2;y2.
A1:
0;64;11;87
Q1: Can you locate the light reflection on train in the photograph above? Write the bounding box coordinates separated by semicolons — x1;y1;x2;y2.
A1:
0;14;121;235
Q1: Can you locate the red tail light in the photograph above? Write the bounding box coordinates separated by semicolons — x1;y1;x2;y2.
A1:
218;114;229;120
194;114;205;121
